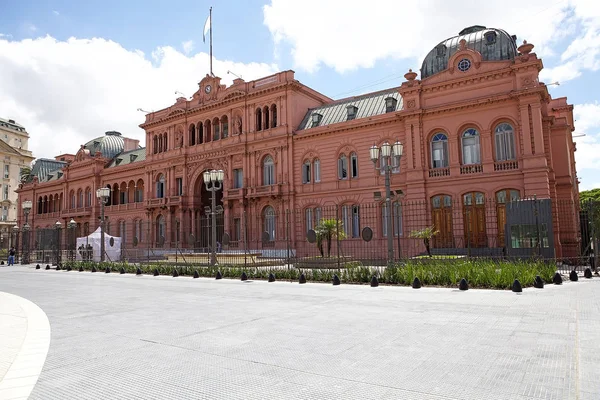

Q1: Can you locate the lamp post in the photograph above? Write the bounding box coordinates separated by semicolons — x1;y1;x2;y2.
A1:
12;225;19;264
68;218;77;261
96;187;110;262
21;200;32;264
55;220;62;266
370;141;403;265
203;169;224;266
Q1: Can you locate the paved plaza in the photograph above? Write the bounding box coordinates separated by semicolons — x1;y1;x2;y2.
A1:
0;265;599;399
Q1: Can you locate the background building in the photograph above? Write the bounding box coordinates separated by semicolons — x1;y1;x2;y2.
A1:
16;26;581;262
0;117;34;248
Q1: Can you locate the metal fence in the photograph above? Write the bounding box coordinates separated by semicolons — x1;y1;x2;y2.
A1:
9;198;599;271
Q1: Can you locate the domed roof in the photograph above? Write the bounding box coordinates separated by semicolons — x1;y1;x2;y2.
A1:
83;131;125;159
420;25;518;79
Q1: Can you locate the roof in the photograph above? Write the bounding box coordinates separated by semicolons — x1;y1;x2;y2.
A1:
421;25;518;79
107;147;147;168
297;89;402;131
83;131;126;160
30;159;67;183
0;117;27;133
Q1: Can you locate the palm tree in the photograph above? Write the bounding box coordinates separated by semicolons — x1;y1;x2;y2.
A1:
315;218;347;257
409;226;439;257
19;166;32;183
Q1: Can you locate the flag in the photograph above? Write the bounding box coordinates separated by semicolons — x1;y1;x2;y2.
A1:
203;13;211;43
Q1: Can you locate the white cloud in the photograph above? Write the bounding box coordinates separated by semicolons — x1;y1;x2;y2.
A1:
263;0;597;75
0;35;278;160
53;10;60;16
182;40;194;55
573;102;600;189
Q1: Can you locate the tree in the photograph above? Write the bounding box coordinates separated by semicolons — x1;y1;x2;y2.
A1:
409;226;439;257
580;188;600;203
19;166;32;183
315;218;347;257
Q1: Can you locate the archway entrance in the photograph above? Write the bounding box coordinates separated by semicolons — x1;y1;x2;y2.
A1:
192;174;224;250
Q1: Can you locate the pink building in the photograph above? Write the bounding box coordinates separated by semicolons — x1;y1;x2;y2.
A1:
17;26;580;261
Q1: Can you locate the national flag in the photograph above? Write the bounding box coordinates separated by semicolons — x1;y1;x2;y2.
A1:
203;13;211;43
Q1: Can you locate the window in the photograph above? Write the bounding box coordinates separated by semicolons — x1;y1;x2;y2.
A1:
70;192;75;208
2;185;8;200
385;97;398;113
271;104;277;128
485;31;497;45
431;133;449;168
305;208;314;233
3;164;8;179
233;218;241;241
233;169;243;188
314;159;321;183
311;113;323;128
461;128;481;165
302;160;311;184
352;205;360;238
263;106;270;129
494;123;516;161
86;189;92;207
2;205;7;221
382;202;403;237
79;190;84;207
264;206;276;241
221;116;229;138
156;175;165;198
176;178;183;196
510;224;549;249
315;207;322;225
458;58;471;72
346;105;358;121
256;108;262;131
496;189;520;203
338;154;348;180
342;205;360;238
263;156;275;185
138;220;143;242
350;152;358;178
213;118;220;141
189;124;196;146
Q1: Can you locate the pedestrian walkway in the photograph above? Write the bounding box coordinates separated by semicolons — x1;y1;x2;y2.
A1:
0;290;51;400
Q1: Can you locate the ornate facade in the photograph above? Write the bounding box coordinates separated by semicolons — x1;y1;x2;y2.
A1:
16;26;580;258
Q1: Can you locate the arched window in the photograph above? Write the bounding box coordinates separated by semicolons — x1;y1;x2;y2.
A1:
256;108;262;131
205;120;212;142
341;204;360;238
302;160;311;184
350;152;358;178
263;206;276;241
338;154;348;180
263;156;275;186
163;133;168;151
37;196;42;214
221;115;228;138
189;124;196;146
213;117;220;141
271;104;277;128
70;191;75;209
461;128;480;165
305;208;314;233
156;174;165;198
77;189;83;208
85;188;91;207
494;123;516;161
263;106;270;129
135;179;144;202
314;159;321;182
431;133;449;168
197;122;204;144
153;136;158;154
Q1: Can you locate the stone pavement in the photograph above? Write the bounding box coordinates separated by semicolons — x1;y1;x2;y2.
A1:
0;288;51;399
0;265;599;399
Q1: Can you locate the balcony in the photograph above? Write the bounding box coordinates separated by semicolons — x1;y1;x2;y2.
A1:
168;196;181;205
146;198;167;207
226;188;246;199
63;206;92;216
248;184;282;198
106;202;145;212
460;165;483;175
494;160;519;171
429;168;450;178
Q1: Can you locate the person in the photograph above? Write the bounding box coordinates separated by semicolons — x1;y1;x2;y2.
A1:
8;246;15;266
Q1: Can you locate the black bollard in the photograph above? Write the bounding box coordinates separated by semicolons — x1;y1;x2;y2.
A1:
105;267;111;274
91;266;97;273
153;269;159;276
569;270;578;282
56;265;61;271
79;266;84;272
35;265;40;270
552;272;562;285
533;275;544;289
193;270;200;279
45;265;50;270
136;267;142;275
512;279;522;293
459;278;469;291
332;274;341;286
172;269;179;277
120;267;125;274
241;272;248;281
370;275;379;287
584;268;593;279
412;277;422;289
66;265;72;271
299;273;306;284
216;271;222;280
268;273;275;282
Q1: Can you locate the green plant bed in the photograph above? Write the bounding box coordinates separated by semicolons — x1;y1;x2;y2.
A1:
294;256;355;269
61;259;556;289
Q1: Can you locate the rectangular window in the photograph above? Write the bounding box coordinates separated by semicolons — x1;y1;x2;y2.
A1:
176;178;183;196
264;164;275;186
1;205;7;221
338;157;348;180
315;207;322;225
4;164;9;179
314;159;321;182
305;208;314;232
350;154;358;178
135;188;143;202
87;191;92;207
233;169;243;188
352;205;360;238
214;124;220;140
342;206;350;236
2;185;8;200
156;182;164;198
432;141;448;168
302;162;311;184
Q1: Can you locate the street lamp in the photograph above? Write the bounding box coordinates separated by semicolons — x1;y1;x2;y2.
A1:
68;218;77;261
21;200;32;264
55;220;62;266
203;169;224;265
96;187;111;262
370;140;403;265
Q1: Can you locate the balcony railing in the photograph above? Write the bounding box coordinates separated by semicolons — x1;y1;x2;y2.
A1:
226;188;246;198
494;160;519;171
248;184;282;198
429;168;450;178
105;202;145;212
146;198;167;207
460;165;483;175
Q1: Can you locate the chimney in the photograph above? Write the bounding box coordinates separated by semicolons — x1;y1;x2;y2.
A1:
123;137;140;152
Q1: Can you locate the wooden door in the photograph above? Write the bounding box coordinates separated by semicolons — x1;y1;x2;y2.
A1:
463;192;487;248
432;195;453;248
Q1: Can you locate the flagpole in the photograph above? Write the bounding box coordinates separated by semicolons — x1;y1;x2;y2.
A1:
209;6;213;76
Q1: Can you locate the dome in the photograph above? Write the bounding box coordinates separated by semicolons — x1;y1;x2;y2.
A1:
83;131;125;159
420;26;518;79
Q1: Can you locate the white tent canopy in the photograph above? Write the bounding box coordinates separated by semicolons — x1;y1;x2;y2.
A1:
76;227;121;262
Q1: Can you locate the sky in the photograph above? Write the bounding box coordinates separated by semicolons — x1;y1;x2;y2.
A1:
0;0;599;190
